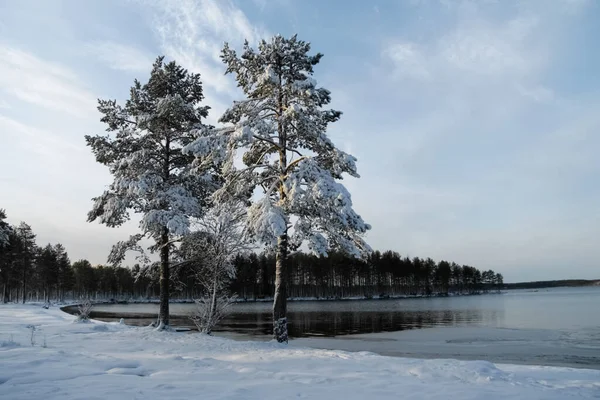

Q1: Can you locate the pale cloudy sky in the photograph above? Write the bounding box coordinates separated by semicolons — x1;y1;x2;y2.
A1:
1;0;599;282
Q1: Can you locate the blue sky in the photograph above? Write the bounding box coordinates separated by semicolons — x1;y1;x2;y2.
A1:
1;0;599;282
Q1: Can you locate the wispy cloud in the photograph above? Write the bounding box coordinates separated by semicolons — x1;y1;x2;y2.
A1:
0;45;96;116
88;41;154;73
439;17;540;78
375;2;577;161
0;114;84;159
145;0;270;122
383;43;430;80
339;0;600;279
382;14;545;89
148;0;268;95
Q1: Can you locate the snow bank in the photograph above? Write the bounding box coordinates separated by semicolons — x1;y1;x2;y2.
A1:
1;305;598;399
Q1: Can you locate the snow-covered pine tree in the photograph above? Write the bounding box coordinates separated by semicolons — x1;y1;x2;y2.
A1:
86;57;216;328
183;35;371;342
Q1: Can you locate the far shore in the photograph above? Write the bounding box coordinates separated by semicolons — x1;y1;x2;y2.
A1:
59;290;501;309
57;278;599;309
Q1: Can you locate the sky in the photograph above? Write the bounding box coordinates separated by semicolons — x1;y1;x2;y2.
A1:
1;0;599;283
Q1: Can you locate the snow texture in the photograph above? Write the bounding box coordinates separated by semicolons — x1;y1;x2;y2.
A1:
1;304;599;399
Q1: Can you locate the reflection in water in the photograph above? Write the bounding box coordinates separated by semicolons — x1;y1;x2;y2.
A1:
260;309;501;337
70;302;502;338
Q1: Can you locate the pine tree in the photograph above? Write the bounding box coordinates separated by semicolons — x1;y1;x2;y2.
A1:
72;259;95;298
0;209;10;248
495;273;504;292
37;244;59;302
0;209;13;303
54;244;73;301
85;57;216;328
184;35;371;342
15;222;36;303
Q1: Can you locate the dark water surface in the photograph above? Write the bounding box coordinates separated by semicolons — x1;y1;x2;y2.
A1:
64;287;600;368
65;286;600;335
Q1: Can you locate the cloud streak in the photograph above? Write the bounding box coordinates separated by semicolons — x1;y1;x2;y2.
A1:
0;45;96;116
0;0;598;280
330;0;600;280
88;41;155;73
148;0;269;95
143;0;271;123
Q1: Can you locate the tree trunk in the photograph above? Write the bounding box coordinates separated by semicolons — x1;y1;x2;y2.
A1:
22;269;26;304
158;228;170;328
273;231;288;342
208;274;218;334
273;65;289;343
3;283;8;303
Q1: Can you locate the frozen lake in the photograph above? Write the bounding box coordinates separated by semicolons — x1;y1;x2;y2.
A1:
65;286;600;369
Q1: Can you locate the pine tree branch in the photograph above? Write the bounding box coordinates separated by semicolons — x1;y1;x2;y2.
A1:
255;145;278;164
252;134;282;150
159;237;182;249
285;156;309;174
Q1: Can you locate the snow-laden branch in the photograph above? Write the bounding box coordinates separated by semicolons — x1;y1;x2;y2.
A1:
184;36;371;263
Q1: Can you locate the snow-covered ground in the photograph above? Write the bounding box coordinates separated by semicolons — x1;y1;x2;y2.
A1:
1;305;599;399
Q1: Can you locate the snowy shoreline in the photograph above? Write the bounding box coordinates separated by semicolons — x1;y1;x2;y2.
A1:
1;304;599;399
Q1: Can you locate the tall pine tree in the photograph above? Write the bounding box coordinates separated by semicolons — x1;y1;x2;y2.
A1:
184;35;371;342
37;244;58;303
0;209;12;303
86;57;216;328
0;209;10;247
15;222;36;303
54;243;73;302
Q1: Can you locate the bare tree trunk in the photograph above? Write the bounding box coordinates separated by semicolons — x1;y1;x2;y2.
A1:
207;274;218;334
157;131;171;329
273;64;289;343
273;231;288;342
158;228;170;328
3;283;8;303
22;269;26;304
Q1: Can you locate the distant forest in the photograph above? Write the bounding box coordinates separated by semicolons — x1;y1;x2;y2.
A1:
0;215;503;302
503;279;599;289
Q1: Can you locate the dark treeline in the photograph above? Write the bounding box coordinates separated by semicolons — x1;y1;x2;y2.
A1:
0;217;76;303
503;279;600;289
1;209;502;302
231;251;504;300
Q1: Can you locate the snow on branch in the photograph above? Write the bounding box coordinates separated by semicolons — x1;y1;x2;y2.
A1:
107;234;148;266
184;35;371;263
